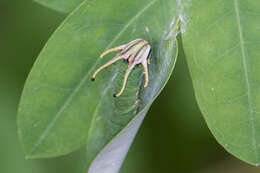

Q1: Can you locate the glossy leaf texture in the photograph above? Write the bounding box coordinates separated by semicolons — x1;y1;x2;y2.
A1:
33;0;83;13
18;0;180;170
182;0;260;166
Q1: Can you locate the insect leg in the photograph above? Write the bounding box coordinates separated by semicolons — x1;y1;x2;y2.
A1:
100;45;126;58
113;64;135;97
91;55;124;81
141;61;149;88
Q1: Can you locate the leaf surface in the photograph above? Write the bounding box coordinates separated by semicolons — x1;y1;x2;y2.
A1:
34;0;83;13
18;0;180;171
182;0;260;165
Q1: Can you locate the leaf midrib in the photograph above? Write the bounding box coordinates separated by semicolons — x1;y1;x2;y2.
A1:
234;0;258;164
29;0;157;155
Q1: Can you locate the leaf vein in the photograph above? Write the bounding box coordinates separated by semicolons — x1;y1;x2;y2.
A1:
234;0;258;164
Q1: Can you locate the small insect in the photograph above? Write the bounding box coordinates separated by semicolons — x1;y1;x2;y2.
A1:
91;39;151;97
137;99;143;105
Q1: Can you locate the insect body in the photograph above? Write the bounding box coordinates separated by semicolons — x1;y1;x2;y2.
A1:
91;39;151;97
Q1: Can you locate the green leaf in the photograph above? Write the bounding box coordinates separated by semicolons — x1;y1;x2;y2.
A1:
18;0;180;169
87;105;150;173
33;0;83;13
182;0;260;166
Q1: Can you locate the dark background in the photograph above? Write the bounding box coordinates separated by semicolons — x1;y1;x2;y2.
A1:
1;0;259;172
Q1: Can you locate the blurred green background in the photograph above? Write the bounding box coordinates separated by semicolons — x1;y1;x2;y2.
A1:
1;0;260;172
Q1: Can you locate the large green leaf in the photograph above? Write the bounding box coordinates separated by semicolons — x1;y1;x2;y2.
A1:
182;0;260;165
33;0;83;13
18;0;180;170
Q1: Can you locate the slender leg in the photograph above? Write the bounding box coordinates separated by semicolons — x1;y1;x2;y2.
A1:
100;45;126;58
141;61;149;88
114;64;135;97
91;55;124;80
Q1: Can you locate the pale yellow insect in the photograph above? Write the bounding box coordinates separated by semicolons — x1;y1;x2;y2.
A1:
91;39;151;97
